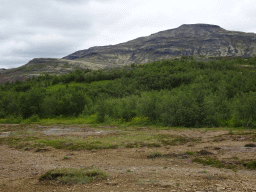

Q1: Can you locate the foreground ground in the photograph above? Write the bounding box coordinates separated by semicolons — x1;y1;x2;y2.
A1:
0;124;256;192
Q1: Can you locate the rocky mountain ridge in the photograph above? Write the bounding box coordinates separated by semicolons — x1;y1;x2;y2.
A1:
1;23;256;83
63;24;256;65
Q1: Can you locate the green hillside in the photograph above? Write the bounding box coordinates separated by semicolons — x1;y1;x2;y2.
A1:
1;56;256;128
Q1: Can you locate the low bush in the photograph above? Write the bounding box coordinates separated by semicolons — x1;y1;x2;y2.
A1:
39;166;107;184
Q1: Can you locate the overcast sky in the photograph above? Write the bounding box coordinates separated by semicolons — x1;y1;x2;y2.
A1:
1;0;256;69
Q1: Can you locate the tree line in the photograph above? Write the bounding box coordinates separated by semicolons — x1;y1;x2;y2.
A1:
1;56;256;128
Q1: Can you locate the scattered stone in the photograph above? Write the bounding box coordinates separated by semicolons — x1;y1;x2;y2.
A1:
244;143;256;147
197;150;213;155
106;182;118;186
181;154;189;159
0;132;10;137
34;148;49;152
136;149;145;153
159;182;172;188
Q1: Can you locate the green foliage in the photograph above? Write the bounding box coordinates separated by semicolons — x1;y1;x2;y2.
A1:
1;57;256;128
246;160;256;170
0;91;19;118
51;76;60;85
24;114;40;123
6;115;23;124
137;91;161;122
18;87;46;118
231;91;256;128
159;84;216;127
129;116;150;125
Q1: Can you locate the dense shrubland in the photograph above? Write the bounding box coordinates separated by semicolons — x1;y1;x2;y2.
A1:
1;56;256;128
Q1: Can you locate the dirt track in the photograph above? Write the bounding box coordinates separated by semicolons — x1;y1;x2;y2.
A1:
0;126;256;192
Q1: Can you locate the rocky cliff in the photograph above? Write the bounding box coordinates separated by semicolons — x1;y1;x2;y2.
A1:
63;24;256;65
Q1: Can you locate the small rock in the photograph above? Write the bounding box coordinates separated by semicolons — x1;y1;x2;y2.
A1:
106;182;118;186
159;182;172;188
244;143;256;147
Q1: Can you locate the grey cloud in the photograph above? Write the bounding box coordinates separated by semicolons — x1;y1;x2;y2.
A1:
0;0;132;68
1;0;256;69
0;0;99;68
53;0;112;3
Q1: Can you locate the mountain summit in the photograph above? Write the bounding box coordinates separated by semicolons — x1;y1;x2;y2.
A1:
63;23;256;65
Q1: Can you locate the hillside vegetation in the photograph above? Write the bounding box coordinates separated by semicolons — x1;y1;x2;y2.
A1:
1;56;256;128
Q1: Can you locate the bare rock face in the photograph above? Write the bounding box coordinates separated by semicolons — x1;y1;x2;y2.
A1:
63;24;256;65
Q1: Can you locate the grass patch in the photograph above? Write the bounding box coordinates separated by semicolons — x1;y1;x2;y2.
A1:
185;151;195;155
38;115;97;125
37;138;119;150
0;136;46;149
125;141;161;148
1;115;98;125
156;134;200;146
192;157;237;170
212;135;225;142
193;157;256;171
1;129;159;151
0;119;7;124
147;151;163;159
228;130;255;135
213;132;256;142
192;157;226;168
147;151;193;159
39;166;107;185
0;127;201;151
245;160;256;170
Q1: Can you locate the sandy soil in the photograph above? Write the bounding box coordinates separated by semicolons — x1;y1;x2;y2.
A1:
0;125;256;192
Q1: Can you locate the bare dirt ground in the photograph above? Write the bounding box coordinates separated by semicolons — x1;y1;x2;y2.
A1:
0;125;256;192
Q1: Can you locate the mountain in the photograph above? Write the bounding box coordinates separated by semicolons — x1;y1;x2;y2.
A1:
63;23;256;65
0;58;123;84
1;23;256;83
